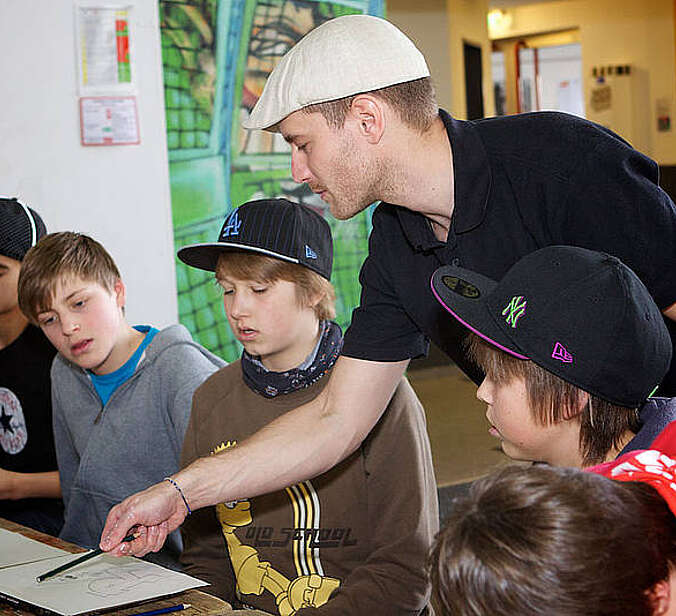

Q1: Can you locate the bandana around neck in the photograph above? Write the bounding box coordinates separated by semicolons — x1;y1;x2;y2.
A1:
241;320;343;398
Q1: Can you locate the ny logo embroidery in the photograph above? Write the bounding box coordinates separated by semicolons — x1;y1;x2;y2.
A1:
552;342;573;363
502;296;527;328
221;210;242;238
305;245;317;259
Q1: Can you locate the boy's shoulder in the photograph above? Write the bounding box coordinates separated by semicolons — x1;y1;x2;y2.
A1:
194;359;242;400
0;323;54;359
390;376;423;408
144;324;225;367
622;397;676;455
375;376;425;429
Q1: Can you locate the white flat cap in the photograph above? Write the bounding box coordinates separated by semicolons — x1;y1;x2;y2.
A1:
242;14;430;131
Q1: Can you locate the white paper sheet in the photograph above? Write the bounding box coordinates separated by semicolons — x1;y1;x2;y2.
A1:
0;553;207;615
0;529;68;569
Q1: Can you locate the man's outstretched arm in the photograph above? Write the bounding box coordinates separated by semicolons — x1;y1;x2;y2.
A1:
100;355;409;556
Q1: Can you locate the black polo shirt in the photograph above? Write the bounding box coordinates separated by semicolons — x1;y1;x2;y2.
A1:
342;110;676;383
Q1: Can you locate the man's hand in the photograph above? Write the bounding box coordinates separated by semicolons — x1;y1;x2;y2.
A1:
100;479;186;556
100;357;408;556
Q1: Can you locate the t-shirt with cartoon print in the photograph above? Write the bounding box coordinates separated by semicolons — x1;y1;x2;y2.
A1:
180;358;438;616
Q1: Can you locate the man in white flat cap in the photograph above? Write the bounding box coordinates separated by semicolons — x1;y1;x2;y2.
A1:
101;14;676;557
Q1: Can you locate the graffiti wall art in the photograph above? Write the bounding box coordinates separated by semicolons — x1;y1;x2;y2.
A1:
160;0;384;360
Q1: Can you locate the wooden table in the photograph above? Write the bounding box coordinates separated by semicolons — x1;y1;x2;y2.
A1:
0;518;237;616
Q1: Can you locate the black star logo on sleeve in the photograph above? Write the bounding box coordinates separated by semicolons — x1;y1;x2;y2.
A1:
0;404;14;435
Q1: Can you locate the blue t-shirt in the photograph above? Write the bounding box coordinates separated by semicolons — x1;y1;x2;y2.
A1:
89;326;158;405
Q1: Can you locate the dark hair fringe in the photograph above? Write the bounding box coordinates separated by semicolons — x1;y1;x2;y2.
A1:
466;334;639;465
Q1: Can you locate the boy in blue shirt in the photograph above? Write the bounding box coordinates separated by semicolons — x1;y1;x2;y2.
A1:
18;231;224;565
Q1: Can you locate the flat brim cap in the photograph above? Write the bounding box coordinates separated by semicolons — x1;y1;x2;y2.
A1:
177;199;333;280
242;14;430;131
432;247;672;408
431;265;530;360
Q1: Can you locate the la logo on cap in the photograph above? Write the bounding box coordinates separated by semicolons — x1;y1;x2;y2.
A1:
221;210;242;238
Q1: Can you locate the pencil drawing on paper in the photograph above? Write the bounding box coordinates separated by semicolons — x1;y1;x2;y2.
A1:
51;562;164;598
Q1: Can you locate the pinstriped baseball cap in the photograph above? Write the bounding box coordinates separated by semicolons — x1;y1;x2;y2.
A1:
177;199;333;280
0;197;47;261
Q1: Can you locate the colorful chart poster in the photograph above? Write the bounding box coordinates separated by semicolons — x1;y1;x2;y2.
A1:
75;4;136;94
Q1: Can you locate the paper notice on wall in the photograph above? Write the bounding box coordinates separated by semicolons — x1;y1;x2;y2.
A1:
80;96;140;146
75;4;135;94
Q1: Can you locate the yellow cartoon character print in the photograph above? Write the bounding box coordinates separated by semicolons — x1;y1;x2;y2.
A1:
213;442;340;615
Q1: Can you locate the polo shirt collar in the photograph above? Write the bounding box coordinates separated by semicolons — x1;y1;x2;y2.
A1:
394;109;491;251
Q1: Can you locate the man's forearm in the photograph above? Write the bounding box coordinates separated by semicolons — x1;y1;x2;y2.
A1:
171;357;409;511
100;358;409;556
172;388;363;511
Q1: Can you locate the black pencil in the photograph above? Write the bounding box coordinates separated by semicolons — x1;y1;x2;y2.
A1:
35;531;138;583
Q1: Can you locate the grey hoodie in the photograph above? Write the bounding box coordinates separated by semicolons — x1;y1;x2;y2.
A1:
52;324;224;566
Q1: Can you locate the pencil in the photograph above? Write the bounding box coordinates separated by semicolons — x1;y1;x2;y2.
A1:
128;603;192;616
35;531;138;583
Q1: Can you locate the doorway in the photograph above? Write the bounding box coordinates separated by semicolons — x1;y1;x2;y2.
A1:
492;30;584;117
464;41;485;120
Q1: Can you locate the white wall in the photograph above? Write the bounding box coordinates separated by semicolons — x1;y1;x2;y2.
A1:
488;0;676;165
446;0;495;119
388;0;495;119
0;0;177;327
388;0;453;113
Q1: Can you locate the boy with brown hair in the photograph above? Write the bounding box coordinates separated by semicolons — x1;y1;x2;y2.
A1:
429;460;676;616
176;198;438;614
0;198;62;534
430;245;674;468
18;231;223;564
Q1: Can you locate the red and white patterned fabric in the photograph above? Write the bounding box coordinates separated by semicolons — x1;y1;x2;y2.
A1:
586;421;676;515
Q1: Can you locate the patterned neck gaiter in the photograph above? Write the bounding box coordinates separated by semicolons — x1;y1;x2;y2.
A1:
241;320;343;398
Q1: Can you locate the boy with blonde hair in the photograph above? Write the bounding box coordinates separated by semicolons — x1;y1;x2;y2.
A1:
177;199;438;614
18;232;223;565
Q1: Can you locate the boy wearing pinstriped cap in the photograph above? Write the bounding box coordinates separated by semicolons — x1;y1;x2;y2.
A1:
0;197;64;535
175;198;439;614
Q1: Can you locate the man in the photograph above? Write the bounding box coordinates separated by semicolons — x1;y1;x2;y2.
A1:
101;15;676;556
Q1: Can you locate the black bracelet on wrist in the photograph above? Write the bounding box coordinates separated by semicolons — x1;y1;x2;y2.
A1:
164;476;192;515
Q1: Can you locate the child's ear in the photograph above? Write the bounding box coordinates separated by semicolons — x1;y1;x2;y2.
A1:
113;279;126;308
646;578;671;615
562;391;589;421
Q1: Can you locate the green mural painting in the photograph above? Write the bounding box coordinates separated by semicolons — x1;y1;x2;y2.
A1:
160;0;384;361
